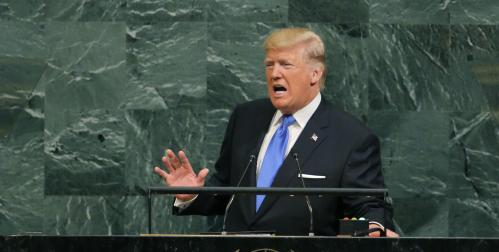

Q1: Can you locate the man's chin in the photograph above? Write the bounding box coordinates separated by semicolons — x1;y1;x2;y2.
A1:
270;100;294;114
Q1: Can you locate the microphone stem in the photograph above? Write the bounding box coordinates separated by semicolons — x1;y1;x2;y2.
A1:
293;153;314;236
222;155;255;234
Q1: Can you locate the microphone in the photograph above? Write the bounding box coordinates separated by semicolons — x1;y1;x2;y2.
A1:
222;154;256;235
293;153;314;236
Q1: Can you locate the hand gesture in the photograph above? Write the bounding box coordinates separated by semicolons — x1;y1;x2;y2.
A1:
154;149;209;201
368;223;400;237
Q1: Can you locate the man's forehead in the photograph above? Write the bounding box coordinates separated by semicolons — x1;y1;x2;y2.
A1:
264;45;306;61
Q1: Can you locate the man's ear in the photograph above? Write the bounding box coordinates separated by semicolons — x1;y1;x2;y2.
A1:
310;65;323;85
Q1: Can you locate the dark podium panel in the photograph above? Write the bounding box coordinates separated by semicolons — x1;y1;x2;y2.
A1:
1;235;499;252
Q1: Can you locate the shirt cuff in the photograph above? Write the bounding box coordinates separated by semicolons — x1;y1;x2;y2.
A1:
368;221;385;231
173;195;198;209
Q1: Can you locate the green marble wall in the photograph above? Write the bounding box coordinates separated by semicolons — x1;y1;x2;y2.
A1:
0;0;498;237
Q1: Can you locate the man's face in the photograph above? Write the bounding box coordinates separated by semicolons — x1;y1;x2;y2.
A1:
264;44;321;115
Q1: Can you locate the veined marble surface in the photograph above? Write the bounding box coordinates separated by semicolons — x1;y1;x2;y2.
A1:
0;0;498;237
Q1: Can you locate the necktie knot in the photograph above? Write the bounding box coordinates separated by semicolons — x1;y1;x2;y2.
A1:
280;115;295;129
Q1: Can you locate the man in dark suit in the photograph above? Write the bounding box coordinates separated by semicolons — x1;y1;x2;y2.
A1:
154;28;397;237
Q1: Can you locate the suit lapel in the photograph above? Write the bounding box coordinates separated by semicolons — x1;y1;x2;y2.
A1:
251;99;330;222
237;101;276;225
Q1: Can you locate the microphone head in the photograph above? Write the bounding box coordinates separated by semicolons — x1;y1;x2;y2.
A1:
293;153;298;159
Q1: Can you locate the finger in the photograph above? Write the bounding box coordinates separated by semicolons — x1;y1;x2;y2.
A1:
154;167;173;185
368;223;382;237
386;229;400;238
178;150;193;171
167;149;181;169
161;156;175;173
197;168;209;185
154;166;168;179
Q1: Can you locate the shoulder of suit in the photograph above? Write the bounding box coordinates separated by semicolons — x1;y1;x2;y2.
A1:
234;98;274;114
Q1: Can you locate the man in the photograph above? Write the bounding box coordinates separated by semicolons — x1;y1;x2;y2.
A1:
154;28;397;237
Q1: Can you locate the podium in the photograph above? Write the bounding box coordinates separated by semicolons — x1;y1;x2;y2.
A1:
147;186;388;234
0;187;479;252
2;235;498;252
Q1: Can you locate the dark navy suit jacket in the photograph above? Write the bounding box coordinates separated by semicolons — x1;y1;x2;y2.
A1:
175;97;392;235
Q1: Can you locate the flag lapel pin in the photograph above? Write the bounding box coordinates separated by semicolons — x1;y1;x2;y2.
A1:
311;133;318;142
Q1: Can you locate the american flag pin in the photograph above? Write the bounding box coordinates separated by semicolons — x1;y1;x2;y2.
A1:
311;133;318;142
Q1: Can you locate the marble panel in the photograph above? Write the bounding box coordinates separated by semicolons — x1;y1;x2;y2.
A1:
0;193;44;235
124;97;207;194
126;21;206;108
449;198;499;237
0;21;46;234
207;0;288;22
367;111;449;198
126;0;206;22
205;108;232;169
44;109;126;195
43;22;127;133
449;25;499;111
449;112;499;198
0;0;126;22
206;22;279;167
0;105;45;193
42;23;128;193
304;23;369;118
124;196;209;234
207;22;272;109
391;197;449;237
0;57;45;138
42;196;125;235
366;24;457;111
0;21;47;58
0;110;44;235
289;0;369;23
44;22;125;72
123;110;157;194
0;0;45;21
449;0;499;24
369;0;450;25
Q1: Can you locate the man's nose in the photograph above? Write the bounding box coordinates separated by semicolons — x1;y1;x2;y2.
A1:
271;65;282;80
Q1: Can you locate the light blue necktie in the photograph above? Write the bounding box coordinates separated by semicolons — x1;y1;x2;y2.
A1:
256;115;296;211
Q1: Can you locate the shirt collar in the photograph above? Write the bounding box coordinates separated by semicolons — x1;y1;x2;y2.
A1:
273;92;322;128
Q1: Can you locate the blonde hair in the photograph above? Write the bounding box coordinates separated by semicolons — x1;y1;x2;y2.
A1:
264;28;327;88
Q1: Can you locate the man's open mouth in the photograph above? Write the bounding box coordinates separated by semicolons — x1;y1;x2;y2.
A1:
273;85;287;93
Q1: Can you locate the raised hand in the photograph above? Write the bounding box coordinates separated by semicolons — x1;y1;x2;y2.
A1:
154;149;209;201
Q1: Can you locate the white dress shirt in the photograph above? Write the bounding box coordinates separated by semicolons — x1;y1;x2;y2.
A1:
256;93;322;177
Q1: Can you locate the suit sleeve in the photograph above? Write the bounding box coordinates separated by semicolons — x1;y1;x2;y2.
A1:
340;133;394;229
172;106;238;215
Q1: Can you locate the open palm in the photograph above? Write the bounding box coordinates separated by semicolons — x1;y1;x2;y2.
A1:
154;149;209;201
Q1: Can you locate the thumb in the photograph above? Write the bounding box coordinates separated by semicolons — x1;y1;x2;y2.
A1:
197;168;209;184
